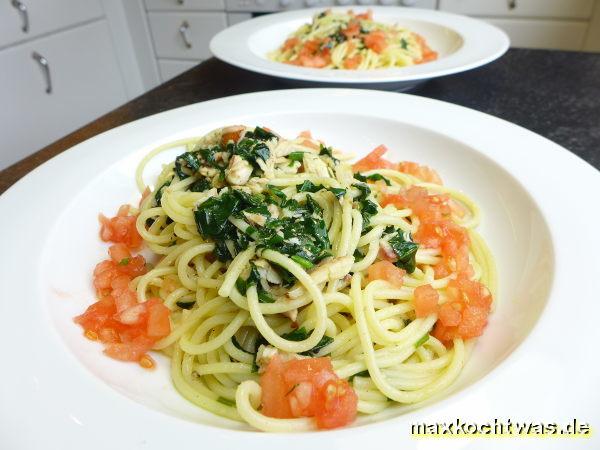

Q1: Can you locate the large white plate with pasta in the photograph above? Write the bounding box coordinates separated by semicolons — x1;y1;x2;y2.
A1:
1;89;599;449
210;7;509;90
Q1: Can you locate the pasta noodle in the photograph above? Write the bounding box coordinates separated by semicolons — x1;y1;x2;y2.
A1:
269;9;438;70
80;125;496;432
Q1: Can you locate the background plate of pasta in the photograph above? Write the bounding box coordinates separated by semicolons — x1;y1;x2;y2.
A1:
210;7;509;90
1;89;599;449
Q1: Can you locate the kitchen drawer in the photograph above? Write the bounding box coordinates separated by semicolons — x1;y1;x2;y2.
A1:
439;0;595;20
485;18;588;50
144;0;225;11
0;0;103;49
227;12;252;26
158;58;199;82
148;12;227;59
0;20;127;170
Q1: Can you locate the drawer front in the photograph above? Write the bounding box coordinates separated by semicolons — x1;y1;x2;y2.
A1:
439;0;595;20
0;0;103;49
227;12;252;26
158;58;199;82
148;12;227;59
0;20;127;170
145;0;225;11
486;18;588;50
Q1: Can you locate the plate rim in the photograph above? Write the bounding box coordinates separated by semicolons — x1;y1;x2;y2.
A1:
209;7;510;84
1;88;599;450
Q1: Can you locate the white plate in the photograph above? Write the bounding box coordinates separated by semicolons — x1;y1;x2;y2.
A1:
210;7;509;90
1;89;598;450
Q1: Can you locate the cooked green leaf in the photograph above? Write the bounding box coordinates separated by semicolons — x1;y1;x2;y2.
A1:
319;144;339;164
231;336;252;354
350;370;370;381
415;333;429;348
388;231;419;273
154;179;172;206
328;187;346;199
176;300;196;310
189;177;212;192
281;327;334;356
288;151;305;165
281;327;309;341
258;291;275;303
354;172;391;186
245;126;277;141
194;192;240;239
291;255;314;269
217;397;236;407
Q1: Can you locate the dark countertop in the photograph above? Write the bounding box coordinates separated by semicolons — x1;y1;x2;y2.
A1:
1;48;599;194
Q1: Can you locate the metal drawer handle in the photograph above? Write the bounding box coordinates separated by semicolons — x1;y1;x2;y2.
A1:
508;0;517;10
179;21;192;49
32;51;52;94
11;0;29;33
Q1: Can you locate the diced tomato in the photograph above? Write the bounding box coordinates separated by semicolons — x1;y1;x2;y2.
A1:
260;355;293;419
344;53;362;69
352;145;395;172
314;378;357;429
74;295;117;333
109;243;131;264
98;327;120;343
432;276;492;345
117;255;147;278
104;335;155;362
288;39;332;68
288;382;315;417
342;20;361;39
111;274;131;291
283;37;300;51
117;303;147;325
368;260;405;288
414;33;438;64
363;30;387;54
112;286;137;313
297;54;329;68
397;161;443;184
99;205;142;250
299;130;312;139
282;357;334;386
146;298;171;338
414;219;471;279
381;186;451;224
355;10;373;20
92;254;147;296
437;301;462;327
220;126;245;147
260;356;357;429
413;284;439;318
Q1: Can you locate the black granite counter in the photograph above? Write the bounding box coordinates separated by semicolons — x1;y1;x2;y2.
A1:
1;48;599;193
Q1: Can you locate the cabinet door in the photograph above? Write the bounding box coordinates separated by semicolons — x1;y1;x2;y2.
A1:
439;0;595;20
485;18;588;50
0;0;103;49
0;20;127;170
144;0;225;10
148;12;227;59
158;59;199;82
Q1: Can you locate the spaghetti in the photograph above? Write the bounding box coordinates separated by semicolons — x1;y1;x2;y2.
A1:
268;9;438;70
76;125;496;432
